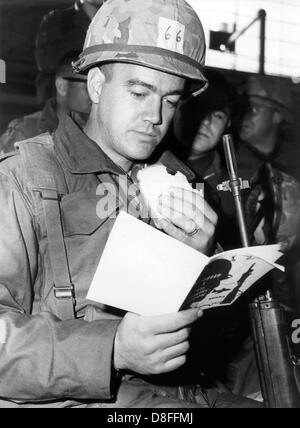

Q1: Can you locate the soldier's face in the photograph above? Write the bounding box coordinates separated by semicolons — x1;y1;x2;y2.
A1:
189;110;229;158
239;98;278;154
93;63;185;170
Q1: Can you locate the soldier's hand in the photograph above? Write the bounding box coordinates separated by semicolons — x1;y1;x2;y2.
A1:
156;187;218;255
114;309;202;375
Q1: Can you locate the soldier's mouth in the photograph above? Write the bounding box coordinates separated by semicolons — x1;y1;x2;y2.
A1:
132;131;159;142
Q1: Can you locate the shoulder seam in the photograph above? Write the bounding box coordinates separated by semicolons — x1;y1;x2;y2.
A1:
0;169;35;219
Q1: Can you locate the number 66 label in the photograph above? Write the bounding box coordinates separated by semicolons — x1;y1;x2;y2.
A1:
157;18;185;54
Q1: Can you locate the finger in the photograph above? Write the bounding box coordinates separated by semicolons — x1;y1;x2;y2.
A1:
149;309;202;335
163;341;190;361
158;217;215;256
159;193;217;230
158;217;197;240
158;206;200;235
155;328;191;349
169;187;218;224
161;355;187;373
159;193;199;224
169;186;204;199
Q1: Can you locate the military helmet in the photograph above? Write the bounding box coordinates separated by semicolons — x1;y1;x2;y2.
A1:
243;75;293;123
73;0;208;96
35;4;90;74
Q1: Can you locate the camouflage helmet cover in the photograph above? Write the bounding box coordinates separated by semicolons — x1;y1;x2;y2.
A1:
243;75;293;123
73;0;208;96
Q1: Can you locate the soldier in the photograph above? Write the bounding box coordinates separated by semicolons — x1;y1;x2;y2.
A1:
35;1;106;77
171;70;240;249
0;1;105;154
0;0;260;408
238;75;294;181
238;75;300;248
224;75;300;399
172;70;235;190
0;53;91;154
34;1;105;106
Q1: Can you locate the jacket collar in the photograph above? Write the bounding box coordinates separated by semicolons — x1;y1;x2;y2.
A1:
54;113;195;180
42;98;59;133
158;151;195;182
54;113;125;175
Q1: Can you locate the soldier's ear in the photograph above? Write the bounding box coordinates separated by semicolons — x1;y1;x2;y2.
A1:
55;76;69;97
87;67;105;104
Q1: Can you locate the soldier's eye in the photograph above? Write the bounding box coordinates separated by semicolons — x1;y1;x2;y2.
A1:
165;100;178;109
164;97;180;109
131;91;147;99
213;112;227;122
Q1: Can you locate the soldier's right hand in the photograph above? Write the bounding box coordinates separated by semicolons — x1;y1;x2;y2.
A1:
113;309;202;375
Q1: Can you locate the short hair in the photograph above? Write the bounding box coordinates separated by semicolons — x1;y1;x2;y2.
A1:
187;70;237;120
56;51;81;78
99;63;115;83
176;70;238;135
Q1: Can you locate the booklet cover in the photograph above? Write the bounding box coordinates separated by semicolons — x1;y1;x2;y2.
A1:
86;211;284;316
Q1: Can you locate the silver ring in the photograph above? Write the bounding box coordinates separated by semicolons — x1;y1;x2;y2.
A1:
187;226;200;237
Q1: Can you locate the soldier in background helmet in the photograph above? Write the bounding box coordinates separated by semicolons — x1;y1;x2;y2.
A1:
0;0;105;154
221;76;300;399
238;76;300;305
238;75;294;178
35;0;105;105
0;52;91;153
172;70;236;184
0;0;260;408
168;69;241;250
238;74;300;180
35;1;106;77
237;75;300;249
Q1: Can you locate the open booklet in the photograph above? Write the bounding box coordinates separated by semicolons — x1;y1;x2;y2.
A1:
87;211;284;316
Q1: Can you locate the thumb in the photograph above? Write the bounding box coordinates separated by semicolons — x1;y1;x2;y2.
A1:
152;309;202;334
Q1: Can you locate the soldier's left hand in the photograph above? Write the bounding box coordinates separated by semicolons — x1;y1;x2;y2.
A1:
156;186;218;255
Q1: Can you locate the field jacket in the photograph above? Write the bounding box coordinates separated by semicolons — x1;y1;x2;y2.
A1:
0;113;194;407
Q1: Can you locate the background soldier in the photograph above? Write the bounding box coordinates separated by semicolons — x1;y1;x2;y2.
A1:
237;75;300;248
34;0;105;105
0;53;90;153
171;70;239;249
0;1;106;153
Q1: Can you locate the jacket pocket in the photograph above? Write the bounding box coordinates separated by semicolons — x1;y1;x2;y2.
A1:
61;191;118;237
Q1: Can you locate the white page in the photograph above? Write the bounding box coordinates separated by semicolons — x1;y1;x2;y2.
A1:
86;211;209;316
210;244;284;271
